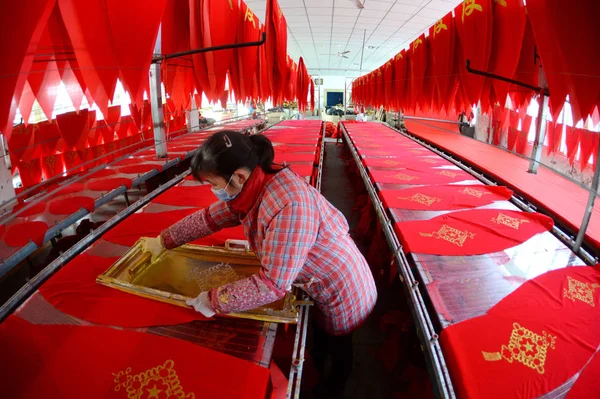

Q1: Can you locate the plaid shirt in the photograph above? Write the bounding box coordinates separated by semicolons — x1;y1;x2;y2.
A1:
163;168;377;335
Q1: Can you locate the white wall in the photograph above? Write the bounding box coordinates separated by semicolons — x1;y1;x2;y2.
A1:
313;76;353;111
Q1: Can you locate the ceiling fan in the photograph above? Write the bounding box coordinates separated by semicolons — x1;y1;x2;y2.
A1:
321;50;351;59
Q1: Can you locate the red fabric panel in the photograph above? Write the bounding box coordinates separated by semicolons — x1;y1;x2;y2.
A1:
488;0;526;105
41;154;65;179
153;185;215;208
35;121;62;156
522;114;534;136
441;265;600;399
128;103;142;131
12;201;47;217
5;221;49;247
116;115;132;140
105;105;121;132
18;81;36;126
429;12;456;110
117;164;160;175
17;159;43;187
370;167;473;185
58;0;121;116
516;129;528;155
511;18;538;110
507;127;518;151
39;253;208;327
29;60;62;121
380;185;513;211
87;178;132;192
48;196;95;215
103;208;197;246
95;120;114;144
530;1;600;122
454;0;493;106
0;0;54;141
265;0;288;104
105;0;165;108
0;316;270;398
394;209;553;255
61;61;85;111
578;128;598;171
408;35;427;112
364;156;452;169
8;124;34;165
565;126;580;166
62;150;83;173
55;182;84;195
545;121;559;155
566;352;600;398
56;109;89;150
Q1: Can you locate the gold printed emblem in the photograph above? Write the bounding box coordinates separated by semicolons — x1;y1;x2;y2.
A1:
495;0;507;6
421;158;438;164
462;0;483;22
482;323;556;375
459;187;490;198
245;7;256;28
437;170;458;178
387;172;418;182
384;160;400;166
491;213;530;230
413;38;423;50
113;359;195;399
185;263;240;292
395;52;403;60
563;276;600;307
228;0;233;10
398;193;442;207
44;156;56;169
434;19;448;37
419;224;475;247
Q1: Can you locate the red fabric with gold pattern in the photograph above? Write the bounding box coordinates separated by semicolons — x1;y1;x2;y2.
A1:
87;178;132;192
5;221;49;247
41;154;65;179
370;167;473;185
36;121;62;156
0;316;270;398
409;34;427;112
454;0;493;107
39;253;208;327
48;196;95;215
394;209;553;255
380;185;513;211
363;156;452;169
17;159;43;187
8;124;34;166
441;265;600;399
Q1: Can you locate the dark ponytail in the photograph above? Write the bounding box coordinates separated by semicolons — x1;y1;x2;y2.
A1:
249;134;277;174
191;130;279;182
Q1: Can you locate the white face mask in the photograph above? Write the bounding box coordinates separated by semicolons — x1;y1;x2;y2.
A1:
211;174;242;202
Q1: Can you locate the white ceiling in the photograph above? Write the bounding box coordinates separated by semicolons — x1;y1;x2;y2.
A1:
245;0;461;77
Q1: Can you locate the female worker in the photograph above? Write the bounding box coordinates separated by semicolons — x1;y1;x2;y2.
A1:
142;130;377;396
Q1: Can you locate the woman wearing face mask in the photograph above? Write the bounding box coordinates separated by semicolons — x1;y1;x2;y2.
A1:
142;130;377;396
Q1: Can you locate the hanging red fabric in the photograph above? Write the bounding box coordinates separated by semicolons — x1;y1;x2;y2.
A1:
265;0;288;104
430;13;456;112
578;128;598;171
56;109;89;150
0;0;54;141
383;60;393;109
507;127;518;151
58;0;120;117
454;0;493;107
116;115;132;140
41;154;65;179
18;82;36;127
105;105;121;133
8;124;34;166
309;79;315;111
394;51;407;111
17;159;43;188
516;129;528;155
235;2;260;102
565;126;580;166
487;0;526;107
420;37;436;113
394;209;553;256
408;34;427;112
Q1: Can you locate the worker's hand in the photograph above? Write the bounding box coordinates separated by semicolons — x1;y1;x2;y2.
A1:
140;236;164;262
186;292;216;318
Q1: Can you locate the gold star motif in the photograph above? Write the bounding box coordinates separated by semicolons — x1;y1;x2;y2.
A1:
147;384;162;399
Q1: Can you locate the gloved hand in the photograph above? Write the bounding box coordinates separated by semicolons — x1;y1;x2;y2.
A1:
140;236;164;262
186;292;216;318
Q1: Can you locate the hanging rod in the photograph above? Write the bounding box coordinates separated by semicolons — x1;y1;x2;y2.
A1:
153;32;267;63
465;59;550;97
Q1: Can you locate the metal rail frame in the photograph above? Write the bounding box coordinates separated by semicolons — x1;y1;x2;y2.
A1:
0;170;189;323
389;120;596;265
341;123;456;399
